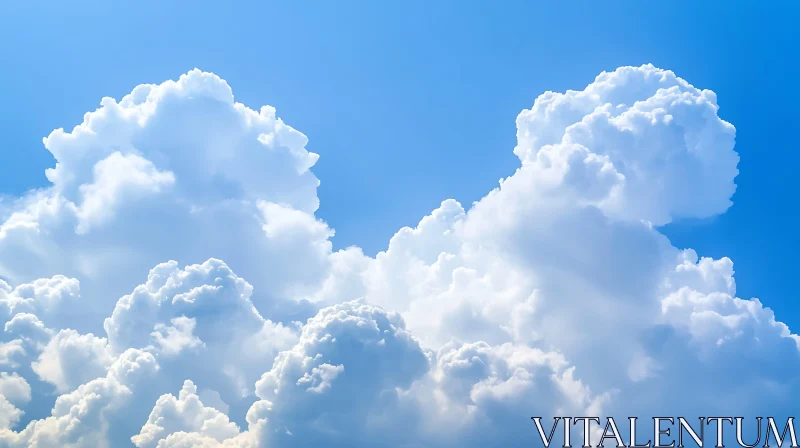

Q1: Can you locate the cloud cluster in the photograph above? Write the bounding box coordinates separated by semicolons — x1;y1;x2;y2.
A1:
0;70;329;329
0;65;795;447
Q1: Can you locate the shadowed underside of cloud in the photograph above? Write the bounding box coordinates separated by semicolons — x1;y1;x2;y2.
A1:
0;65;796;447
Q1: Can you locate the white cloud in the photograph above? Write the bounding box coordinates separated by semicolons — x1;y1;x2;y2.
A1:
151;316;205;357
0;69;329;331
0;373;30;430
132;380;241;448
0;64;794;447
75;151;176;234
32;329;113;393
0;396;23;431
0;349;159;447
0;275;81;331
102;258;298;404
249;299;430;445
0;373;31;407
513;65;738;225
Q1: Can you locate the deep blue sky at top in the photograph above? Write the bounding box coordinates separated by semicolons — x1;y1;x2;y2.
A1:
0;1;797;326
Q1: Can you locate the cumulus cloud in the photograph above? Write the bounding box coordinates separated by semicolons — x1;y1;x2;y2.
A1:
0;373;31;407
0;373;30;429
132;380;241;448
32;330;113;393
75;151;176;234
0;349;159;447
0;64;793;447
0;69;329;331
513;66;738;225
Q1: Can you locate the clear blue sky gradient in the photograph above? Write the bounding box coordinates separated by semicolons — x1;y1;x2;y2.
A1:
1;1;798;326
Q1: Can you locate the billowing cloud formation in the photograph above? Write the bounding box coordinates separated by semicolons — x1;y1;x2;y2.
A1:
0;70;328;330
0;65;795;447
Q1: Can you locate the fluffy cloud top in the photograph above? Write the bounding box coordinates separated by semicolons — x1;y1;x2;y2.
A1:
0;64;794;447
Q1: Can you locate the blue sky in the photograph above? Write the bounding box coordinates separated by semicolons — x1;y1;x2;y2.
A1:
3;3;800;445
1;2;797;324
